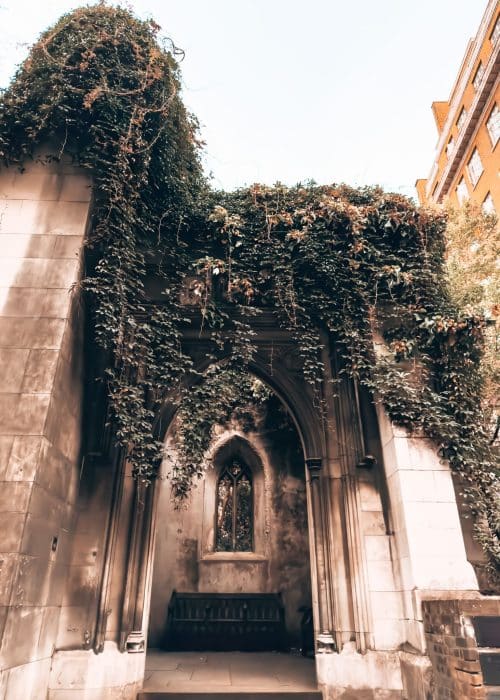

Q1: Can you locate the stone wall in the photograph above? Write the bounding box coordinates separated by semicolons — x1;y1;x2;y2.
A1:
0;155;91;698
422;597;500;700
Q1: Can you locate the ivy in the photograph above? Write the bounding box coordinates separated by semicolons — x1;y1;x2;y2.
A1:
0;5;497;581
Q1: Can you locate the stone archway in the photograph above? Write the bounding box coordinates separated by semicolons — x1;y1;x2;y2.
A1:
115;327;365;666
148;404;314;654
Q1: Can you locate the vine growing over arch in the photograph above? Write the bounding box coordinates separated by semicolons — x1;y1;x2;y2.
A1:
0;5;497;579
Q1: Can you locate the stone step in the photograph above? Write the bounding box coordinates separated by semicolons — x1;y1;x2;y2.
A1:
138;693;322;700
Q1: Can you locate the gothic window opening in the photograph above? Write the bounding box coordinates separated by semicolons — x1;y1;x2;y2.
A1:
215;459;253;552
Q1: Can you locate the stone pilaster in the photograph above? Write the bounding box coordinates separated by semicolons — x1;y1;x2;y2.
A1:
306;458;335;652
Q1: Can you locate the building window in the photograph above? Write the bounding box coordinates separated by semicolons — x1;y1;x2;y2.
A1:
486;104;499;146
491;15;500;45
215;459;253;552
472;62;484;91
467;148;483;187
446;137;455;159
482;192;496;215
456;177;469;204
456;107;467;132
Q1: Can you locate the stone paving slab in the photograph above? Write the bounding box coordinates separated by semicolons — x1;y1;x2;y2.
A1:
143;651;317;694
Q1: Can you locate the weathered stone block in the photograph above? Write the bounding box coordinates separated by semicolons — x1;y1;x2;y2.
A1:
0;604;45;669
44;398;82;467
0;317;66;350
0;287;74;319
39;200;90;237
0;257;79;289
4;657;52;700
0;348;30;392
5;435;43;481
33;439;72;501
55;604;90;649
365;535;392;562
0;669;6;696
10;554;50;607
359;479;383;511
21;513;62;558
2;171;62;201
28;482;66;523
367;559;397;593
46;562;70;606
70;532;101;567
0;199;89;236
316;648;403;694
38;605;61;658
361;509;387;535
21;349;59;393
0;436;14;480
59;175;92;203
52;234;83;259
0;168;16;199
0;394;50;435
2;233;57;259
404;620;427;654
49;643;145;696
0;480;32;513
432;471;457;503
0;199;39;234
373;620;405;650
371;591;404;620
403;501;462;533
0;511;25;552
53;529;74;567
0;553;18;606
399;651;433;700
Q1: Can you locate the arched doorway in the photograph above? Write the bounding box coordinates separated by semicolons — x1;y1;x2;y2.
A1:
145;384;317;690
148;386;312;651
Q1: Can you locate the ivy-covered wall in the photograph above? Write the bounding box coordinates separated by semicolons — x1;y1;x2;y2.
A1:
0;3;497;587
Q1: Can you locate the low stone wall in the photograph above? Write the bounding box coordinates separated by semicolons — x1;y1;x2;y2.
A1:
422;597;500;700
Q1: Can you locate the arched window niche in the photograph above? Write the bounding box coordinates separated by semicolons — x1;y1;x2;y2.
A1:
201;433;267;562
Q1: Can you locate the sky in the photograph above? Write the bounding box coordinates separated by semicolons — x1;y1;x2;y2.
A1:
0;0;487;199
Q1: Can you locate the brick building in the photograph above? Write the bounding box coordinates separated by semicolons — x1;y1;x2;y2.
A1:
416;0;499;213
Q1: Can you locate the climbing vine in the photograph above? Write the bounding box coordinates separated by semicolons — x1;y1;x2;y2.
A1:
0;5;497;578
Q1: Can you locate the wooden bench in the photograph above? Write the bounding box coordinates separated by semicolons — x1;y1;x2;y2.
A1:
163;591;287;651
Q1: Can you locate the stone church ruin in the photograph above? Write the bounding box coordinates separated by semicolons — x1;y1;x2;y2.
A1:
0;5;498;699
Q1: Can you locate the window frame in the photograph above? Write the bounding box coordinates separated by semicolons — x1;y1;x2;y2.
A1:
491;15;500;45
482;192;496;215
456;107;467;132
467;148;484;188
446;136;455;159
456;177;469;204
472;62;484;91
215;458;254;552
486;104;499;147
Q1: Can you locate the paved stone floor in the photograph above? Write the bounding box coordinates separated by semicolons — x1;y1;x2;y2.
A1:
143;650;317;693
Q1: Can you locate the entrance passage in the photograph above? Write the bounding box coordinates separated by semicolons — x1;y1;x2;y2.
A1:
149;390;314;656
140;650;318;696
